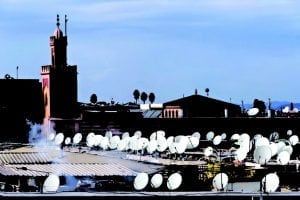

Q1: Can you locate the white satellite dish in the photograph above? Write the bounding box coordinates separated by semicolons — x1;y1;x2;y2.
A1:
255;137;270;148
167;136;175;148
110;135;120;149
282;145;293;155
147;140;157;154
54;133;64;145
169;142;177;154
247;107;259;116
64;137;71;145
186;136;199;149
253;134;263;141
175;142;186;154
254;145;272;164
122;132;130;139
221;133;227;140
269;142;278;156
277;151;290;165
157;136;168;152
167;172;182;190
86;133;95;147
48;133;56;141
117;139;127;151
94;135;103;146
235;148;247;161
287;129;293;136
212;173;228;190
204;146;214;157
192;132;201;140
133;130;142;139
206;131;214;141
105;130;113;139
157;130;166;137
262;173;280;192
150;173;163;189
150;131;164;141
128;136;139;151
213;135;222;146
73;133;82;144
289;135;299;146
283;106;290;113
100;137;109;150
137;137;149;151
230;133;240;141
134;173;149;190
43;174;60;193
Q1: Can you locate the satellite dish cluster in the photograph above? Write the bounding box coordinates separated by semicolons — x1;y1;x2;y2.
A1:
134;172;182;191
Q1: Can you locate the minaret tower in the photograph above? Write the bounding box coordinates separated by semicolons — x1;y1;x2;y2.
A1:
41;15;78;133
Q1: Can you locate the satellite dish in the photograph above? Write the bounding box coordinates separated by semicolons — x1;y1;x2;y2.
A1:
169;142;177;154
157;130;166;137
122;132;130;139
54;133;64;145
110;135;120;149
48;133;56;141
269;142;278;156
128;136;139;151
167;172;182;190
255;137;269;148
204;146;214;157
137;137;149;151
282;145;293;155
230;133;240;141
167;136;175;148
134;173;149;190
105;130;113;139
213;135;222;146
192;132;201;140
277;151;290;165
234;148;247;161
254;145;272;164
150;173;163;189
86;133;95;147
43;174;60;193
157;136;168;152
269;132;280;142
133;130;142;139
94;135;103;146
150;131;164;141
247;107;259;116
212;173;228;190
287;129;293;136
147;140;157;154
283;106;290;113
289;135;299;146
175;142;186;154
117;139;128;151
100;137;109;150
64;137;71;145
73;133;82;144
206;131;214;141
186;136;199;149
253;134;263;141
262;173;280;192
221;133;227;140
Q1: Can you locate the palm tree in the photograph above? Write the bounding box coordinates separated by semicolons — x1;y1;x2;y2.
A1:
140;92;148;104
149;92;155;104
133;89;140;104
90;93;97;105
205;88;209;96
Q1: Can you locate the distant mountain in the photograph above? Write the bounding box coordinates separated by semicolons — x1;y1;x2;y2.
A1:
241;101;300;111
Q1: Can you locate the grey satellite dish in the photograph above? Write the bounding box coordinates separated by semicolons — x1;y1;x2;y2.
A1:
73;133;82;144
122;132;130;139
134;130;142;139
289;135;299;146
277;151;290;165
100;136;109;150
262;173;280;192
255;137;269;148
204;146;214;157
192;132;201;140
94;135;103;146
287;129;293;136
109;135;120;150
43;174;60;193
254;145;272;164
221;133;227;140
64;137;71;145
206;131;215;141
48;133;56;141
186;136;199;149
247;107;259;116
157;136;168;152
147;140;157;154
269;132;280;142
212;173;228;190
54;133;64;145
150;173;163;189
213;135;222;146
167;172;182;190
137;137;149;151
134;173;149;190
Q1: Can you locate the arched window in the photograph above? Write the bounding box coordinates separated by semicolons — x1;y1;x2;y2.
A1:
175;110;178;118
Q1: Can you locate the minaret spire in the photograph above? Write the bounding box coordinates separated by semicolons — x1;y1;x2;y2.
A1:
56;14;60;28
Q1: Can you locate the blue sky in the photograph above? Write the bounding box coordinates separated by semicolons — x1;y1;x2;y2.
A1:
1;0;300;104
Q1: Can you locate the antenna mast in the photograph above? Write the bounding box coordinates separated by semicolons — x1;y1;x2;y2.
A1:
64;14;68;36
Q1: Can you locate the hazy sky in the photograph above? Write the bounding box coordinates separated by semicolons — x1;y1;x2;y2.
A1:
1;0;300;104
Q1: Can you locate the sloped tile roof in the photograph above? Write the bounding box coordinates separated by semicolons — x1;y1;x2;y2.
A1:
0;152;53;164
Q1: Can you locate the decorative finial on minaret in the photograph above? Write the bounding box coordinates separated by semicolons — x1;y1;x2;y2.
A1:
64;14;68;36
56;14;60;28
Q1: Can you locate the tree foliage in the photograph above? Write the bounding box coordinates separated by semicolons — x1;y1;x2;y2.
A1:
90;93;98;104
140;92;148;104
133;89;140;104
149;92;155;104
